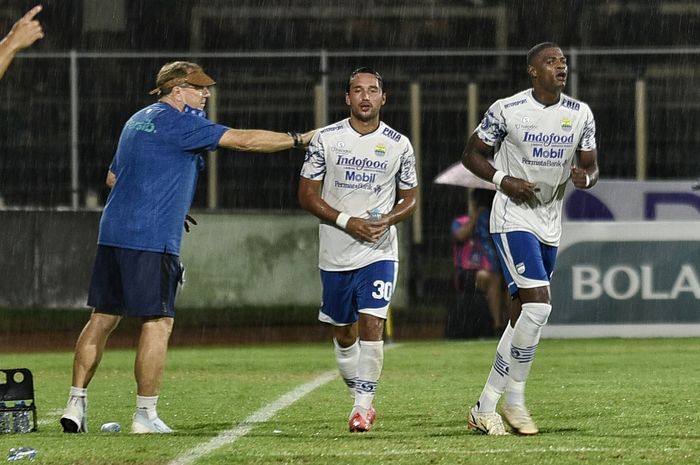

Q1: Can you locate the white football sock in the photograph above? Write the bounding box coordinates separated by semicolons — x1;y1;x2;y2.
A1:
136;395;160;420
353;340;384;417
476;323;514;412
505;302;551;406
334;337;360;398
69;386;87;398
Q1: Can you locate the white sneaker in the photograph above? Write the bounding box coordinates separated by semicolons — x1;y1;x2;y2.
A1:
467;406;508;436
131;411;173;434
502;403;539;435
60;396;87;433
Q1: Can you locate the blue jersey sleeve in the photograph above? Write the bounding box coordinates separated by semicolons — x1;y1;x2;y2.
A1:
178;114;230;153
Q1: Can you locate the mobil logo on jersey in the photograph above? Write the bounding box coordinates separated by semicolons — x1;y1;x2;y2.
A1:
532;147;565;159
524;131;572;160
345;170;376;183
338;154;386;186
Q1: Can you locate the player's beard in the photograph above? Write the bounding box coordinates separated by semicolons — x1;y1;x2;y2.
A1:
351;105;379;123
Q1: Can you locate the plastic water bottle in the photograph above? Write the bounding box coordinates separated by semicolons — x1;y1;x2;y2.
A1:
100;422;121;433
11;402;30;434
0;402;11;434
7;447;36;461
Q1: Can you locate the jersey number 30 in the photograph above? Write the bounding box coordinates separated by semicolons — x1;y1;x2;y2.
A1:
372;280;393;301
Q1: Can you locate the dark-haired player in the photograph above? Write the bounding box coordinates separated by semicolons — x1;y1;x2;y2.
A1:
462;42;599;435
298;68;418;432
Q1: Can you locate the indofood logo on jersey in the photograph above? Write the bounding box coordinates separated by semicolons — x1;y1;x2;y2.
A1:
338;153;388;187
337;155;389;172
522;132;574;147
524;131;573;160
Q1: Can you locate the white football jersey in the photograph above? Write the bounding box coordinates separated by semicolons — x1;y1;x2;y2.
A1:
476;89;597;245
300;118;418;271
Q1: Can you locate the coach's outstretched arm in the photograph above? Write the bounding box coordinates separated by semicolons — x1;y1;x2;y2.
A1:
219;129;315;152
0;5;44;80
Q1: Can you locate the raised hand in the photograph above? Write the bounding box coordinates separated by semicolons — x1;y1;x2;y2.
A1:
6;5;44;51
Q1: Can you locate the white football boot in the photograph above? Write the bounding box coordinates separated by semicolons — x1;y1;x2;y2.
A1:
502;403;539;435
131;410;173;434
60;396;87;433
468;405;509;436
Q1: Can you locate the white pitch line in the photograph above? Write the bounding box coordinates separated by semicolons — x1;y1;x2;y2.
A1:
168;370;337;465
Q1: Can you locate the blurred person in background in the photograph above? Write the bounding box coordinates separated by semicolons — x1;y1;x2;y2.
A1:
462;42;599;436
471;188;508;335
61;61;313;434
450;188;507;337
298;67;417;432
0;5;44;80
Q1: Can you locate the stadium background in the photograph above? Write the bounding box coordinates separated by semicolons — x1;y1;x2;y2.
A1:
0;0;698;348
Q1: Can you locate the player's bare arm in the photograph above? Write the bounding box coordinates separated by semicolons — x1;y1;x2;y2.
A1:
462;134;497;182
298;177;385;243
463;133;538;205
0;5;44;80
218;128;315;152
571;149;599;189
372;188;417;229
363;187;417;242
299;130;316;147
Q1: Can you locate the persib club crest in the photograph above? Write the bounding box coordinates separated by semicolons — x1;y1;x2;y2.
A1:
561;118;573;132
374;144;386;157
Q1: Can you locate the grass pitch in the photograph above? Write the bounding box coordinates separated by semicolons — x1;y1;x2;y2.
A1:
0;338;698;464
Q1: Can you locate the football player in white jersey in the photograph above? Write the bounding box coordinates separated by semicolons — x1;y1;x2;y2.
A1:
298;67;418;432
462;43;599;435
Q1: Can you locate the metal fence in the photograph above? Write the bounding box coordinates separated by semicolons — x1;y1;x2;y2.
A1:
1;48;698;229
